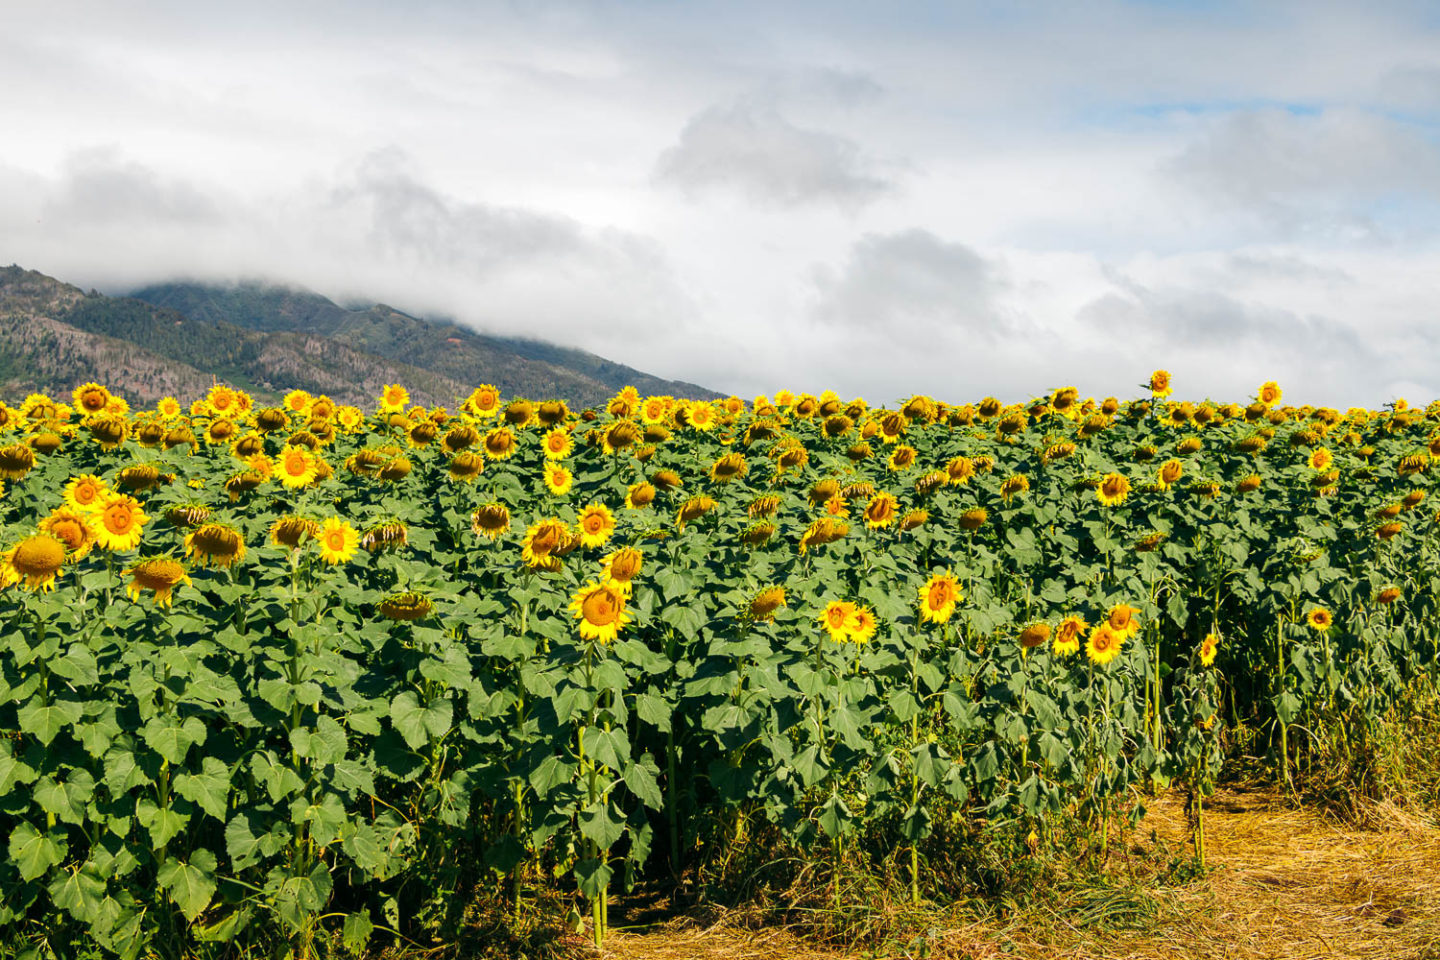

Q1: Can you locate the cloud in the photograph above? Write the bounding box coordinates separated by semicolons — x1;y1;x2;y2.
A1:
43;148;221;226
810;229;1006;336
654;100;892;209
1164;107;1440;239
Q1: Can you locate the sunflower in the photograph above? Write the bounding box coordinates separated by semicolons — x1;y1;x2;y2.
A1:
1086;623;1125;666
64;474;110;513
676;495;717;530
898;508;929;531
1237;474;1263;494
0;443;36;480
316;517;358;565
38;507;97;559
601;546;643;586
276;447;318;489
1258;381;1282;408
569;580;630;644
463;385;502;419
379;384;410;414
848;606;878;643
94;494;148;551
1308;448;1332;471
863;492;898;529
521;518;573;570
798;517;847;554
709;452;748;483
1000;474;1029;501
1107;603;1142;638
1377;586;1402;605
603;421;639;453
1305;607;1333;631
483;427;517;460
686;403;717;431
887;444;918;472
379;591;434;621
155;396;183;420
1053;615;1087;655
447;451;485;482
1019;622;1051;650
1149;370;1173;398
72;382;112;416
959;508;988;531
1157;459;1184;490
576;503;616;548
822;494;849;518
406;421;437;447
1097;473;1131;507
270;515;320;550
124;557;191;608
918;572;961;624
184;522;246;568
542;428;573;460
819;600;858;643
1377;521;1403;540
748;586;786;622
740;521;776;546
2;534;67;591
360;521;408;553
471;503;511;540
1134;530;1167;553
748;494;781;518
1199;633;1219;667
625;482;657;509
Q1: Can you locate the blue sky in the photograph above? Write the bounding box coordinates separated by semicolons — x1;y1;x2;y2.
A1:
3;0;1440;405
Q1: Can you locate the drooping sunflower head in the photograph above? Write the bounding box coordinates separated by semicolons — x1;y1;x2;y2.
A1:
748;494;782;518
270;515;320;549
863;492;898;529
447;451;485;482
379;591;435;621
709;452;748;483
959;507;988;531
443;424;479;453
407;420;437;447
360;521;409;553
471;503;512;541
1377;521;1403;540
798;517;847;554
1107;603;1142;637
1000;474;1030;502
748;585;786;622
1019;622;1051;650
0;442;36;480
740;521;776;547
676;494;718;530
124;557;191;608
522;518;573;570
3;534;67;591
886;444;918;472
569;580;631;643
184;522;246;568
625;482;657;509
1377;586;1402;605
377;456;412;482
945;457;976;485
899;508;929;532
1097;472;1131;507
483;427;518;460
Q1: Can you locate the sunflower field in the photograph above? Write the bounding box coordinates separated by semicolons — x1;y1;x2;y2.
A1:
1;375;1438;957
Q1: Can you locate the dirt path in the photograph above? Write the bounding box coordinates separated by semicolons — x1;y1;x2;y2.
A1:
604;787;1440;960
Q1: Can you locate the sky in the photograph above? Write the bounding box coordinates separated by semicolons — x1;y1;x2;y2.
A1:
4;0;1440;407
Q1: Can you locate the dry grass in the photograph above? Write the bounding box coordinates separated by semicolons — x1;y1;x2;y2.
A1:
603;786;1440;960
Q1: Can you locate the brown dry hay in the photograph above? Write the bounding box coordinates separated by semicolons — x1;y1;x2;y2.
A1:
604;787;1440;960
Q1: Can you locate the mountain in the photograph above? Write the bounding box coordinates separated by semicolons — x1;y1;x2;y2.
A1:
128;280;718;407
0;266;718;409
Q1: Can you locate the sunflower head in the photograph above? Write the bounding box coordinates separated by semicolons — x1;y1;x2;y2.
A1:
576;503;617;548
379;591;435;621
899;508;929;532
448;451;485;482
959;507;988;531
95;493;148;552
863;492;898;529
472;503;512;540
1199;633;1219;667
1097;472;1131;507
39;507;97;559
185;523;246;568
1053;616;1087;655
124;557;191;608
569;580;631;643
1305;607;1333;631
1086;623;1125;666
625;482;657;509
1019;622;1051;649
918;572;961;624
4;534;67;591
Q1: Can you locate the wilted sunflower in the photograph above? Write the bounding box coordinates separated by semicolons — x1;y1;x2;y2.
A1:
1377;586;1402;605
1042;441;1076;464
442;424;479;452
1305;607;1333;631
471;503;511;541
899;508;929;532
1403;489;1427;509
576;503;616;548
124;557;191;608
184;522;246;568
569;580;630;643
1086;623;1125;666
709;452;748;484
946;457;976;485
1134;531;1166;553
1019;622;1051;650
377;456;411;482
2;534;67;591
1399;452;1430;476
94;493;148;552
448;451;485;482
38;507;97;559
483;427;518;460
918;572;961;624
379;591;434;621
748;585;786;622
740;521;776;547
543;464;574;496
1377;521;1403;540
1000;474;1030;502
360;521;408;553
845;442;871;462
959;507;988;531
0;443;36;480
625;482;657;509
748;494;781;518
863;492;898;529
1199;633;1219;666
602;420;640;454
886;445;918;472
270;515;320;550
798;517;847;554
676;495;717;530
1053;616;1086;655
1097;473;1131;507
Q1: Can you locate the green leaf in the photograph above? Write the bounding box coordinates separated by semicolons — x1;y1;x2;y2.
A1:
16;696;83;746
136;800;189;847
174;757;232;822
342;912;374;955
48;864;106;923
8;822;66;881
390;691;453;750
573;857;613;900
579;800;626;849
158;849;217;922
0;743;37;795
290;715;348;765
